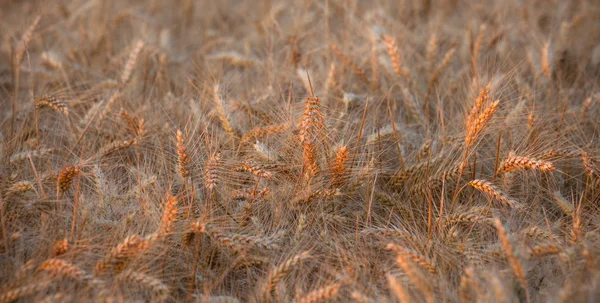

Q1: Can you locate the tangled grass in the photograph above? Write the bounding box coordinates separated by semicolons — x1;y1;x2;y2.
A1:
1;0;599;302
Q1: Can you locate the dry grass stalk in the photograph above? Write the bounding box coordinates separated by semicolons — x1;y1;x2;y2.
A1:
298;283;341;303
35;96;68;116
121;39;145;83
176;129;191;179
469;179;522;208
492;218;528;295
497;153;555;173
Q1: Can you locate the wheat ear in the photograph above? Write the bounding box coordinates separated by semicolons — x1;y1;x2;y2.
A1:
117;270;169;301
493;218;528;297
176;129;191;179
298;283;341;303
57;165;80;196
497;153;555;173
121;39;144;83
386;243;434;303
159;193;178;236
262;250;311;296
331;44;370;85
35;95;68;116
204;153;222;191
299;96;325;181
468;179;523;208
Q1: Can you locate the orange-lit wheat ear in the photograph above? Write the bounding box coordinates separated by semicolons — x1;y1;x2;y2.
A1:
468;179;523;209
35;95;69;116
465;99;499;148
330;145;349;187
299;96;325;182
159;193;178;236
204;153;222;191
94;234;158;275
176;129;191;179
57;165;80;195
497;152;555;173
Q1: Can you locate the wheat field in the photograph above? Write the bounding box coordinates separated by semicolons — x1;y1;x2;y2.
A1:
1;0;599;302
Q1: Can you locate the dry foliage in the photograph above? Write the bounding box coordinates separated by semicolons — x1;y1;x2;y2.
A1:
0;0;599;302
